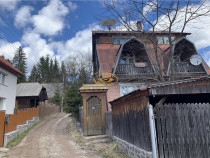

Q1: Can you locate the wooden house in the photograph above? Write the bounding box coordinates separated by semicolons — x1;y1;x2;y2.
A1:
92;29;210;111
16;83;48;109
42;83;64;104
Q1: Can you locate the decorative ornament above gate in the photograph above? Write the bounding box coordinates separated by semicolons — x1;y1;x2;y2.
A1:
93;72;118;86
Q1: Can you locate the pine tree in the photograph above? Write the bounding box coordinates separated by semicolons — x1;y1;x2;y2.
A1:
52;57;60;82
28;65;39;82
52;89;62;106
60;61;67;87
12;46;27;83
45;55;51;83
63;81;82;116
36;56;46;83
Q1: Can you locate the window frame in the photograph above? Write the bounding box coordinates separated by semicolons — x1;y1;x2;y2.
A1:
0;72;6;85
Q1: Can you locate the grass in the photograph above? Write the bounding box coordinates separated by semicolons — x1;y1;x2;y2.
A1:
69;116;128;158
6;120;43;148
6;114;58;148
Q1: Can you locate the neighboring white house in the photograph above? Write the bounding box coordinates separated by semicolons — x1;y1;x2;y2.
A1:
0;56;23;114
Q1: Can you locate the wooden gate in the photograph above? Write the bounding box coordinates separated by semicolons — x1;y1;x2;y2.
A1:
155;103;210;158
0;111;5;147
86;96;102;135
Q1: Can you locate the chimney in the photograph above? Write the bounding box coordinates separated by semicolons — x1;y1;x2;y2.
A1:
137;21;143;31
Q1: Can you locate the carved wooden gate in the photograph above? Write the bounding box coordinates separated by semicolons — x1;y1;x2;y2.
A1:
86;96;102;135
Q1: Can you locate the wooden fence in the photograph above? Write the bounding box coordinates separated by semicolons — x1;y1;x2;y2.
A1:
111;94;152;151
5;108;38;133
155;103;210;158
0;111;5;147
38;104;59;120
105;111;112;137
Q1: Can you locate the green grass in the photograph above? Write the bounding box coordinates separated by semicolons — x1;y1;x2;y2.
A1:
6;120;43;148
6;114;58;148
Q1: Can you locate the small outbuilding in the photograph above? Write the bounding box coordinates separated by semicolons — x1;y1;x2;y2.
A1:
16;83;48;109
80;84;108;136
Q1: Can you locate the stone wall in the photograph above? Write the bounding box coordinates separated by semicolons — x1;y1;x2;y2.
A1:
4;117;39;146
113;136;153;158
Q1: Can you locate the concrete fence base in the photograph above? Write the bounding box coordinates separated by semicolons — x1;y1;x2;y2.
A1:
113;136;153;158
4;117;39;146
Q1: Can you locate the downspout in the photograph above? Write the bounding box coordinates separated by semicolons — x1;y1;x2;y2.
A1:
149;104;158;158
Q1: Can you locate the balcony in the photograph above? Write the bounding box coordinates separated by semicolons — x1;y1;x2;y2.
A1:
174;62;205;74
115;64;154;76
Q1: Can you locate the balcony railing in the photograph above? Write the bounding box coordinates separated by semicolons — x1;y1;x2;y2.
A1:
116;64;154;75
174;62;205;74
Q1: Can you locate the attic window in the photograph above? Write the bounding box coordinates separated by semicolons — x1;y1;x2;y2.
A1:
157;36;175;44
114;37;131;45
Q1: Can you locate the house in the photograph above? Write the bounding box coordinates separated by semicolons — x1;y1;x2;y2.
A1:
16;83;48;109
41;83;64;104
92;26;210;111
0;56;23;114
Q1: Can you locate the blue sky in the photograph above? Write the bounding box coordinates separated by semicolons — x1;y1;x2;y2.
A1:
0;0;209;75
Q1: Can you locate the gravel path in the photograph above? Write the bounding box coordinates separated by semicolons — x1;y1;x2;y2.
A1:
6;114;100;158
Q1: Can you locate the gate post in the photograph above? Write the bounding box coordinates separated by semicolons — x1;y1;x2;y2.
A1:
149;104;158;158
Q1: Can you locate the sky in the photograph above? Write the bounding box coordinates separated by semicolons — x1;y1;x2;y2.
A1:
0;0;210;76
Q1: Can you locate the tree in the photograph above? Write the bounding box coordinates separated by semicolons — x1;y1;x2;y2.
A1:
63;81;82;117
52;89;62;106
12;46;27;83
101;0;210;81
63;52;93;115
28;65;39;82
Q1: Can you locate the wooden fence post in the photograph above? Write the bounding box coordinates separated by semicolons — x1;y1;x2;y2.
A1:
149;104;158;158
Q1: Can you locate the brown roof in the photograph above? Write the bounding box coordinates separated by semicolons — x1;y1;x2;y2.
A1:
97;44;121;74
202;59;210;75
145;44;170;75
0;56;24;76
93;30;191;35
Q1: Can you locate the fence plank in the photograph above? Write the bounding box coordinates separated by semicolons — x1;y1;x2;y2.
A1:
155;103;210;158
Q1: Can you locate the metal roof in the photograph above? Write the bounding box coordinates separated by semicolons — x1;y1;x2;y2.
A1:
16;83;43;97
42;83;64;98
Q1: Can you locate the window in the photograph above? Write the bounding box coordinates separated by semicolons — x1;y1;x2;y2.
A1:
120;58;126;64
114;37;131;45
0;98;5;111
120;57;135;64
0;72;6;84
157;36;175;44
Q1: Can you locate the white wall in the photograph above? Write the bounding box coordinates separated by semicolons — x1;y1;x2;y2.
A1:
0;67;17;114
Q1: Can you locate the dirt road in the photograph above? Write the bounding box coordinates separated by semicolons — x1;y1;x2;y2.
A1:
5;114;100;158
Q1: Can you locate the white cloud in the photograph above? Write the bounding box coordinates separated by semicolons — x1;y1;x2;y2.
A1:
0;40;21;60
15;6;33;28
68;1;77;11
32;0;69;36
143;1;157;15
21;30;54;75
153;2;210;66
0;0;20;11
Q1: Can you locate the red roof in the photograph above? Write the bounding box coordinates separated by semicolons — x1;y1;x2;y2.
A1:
0;56;24;76
93;30;191;35
202;59;210;75
97;44;121;74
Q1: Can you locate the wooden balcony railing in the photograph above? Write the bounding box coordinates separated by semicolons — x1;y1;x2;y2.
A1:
174;62;205;74
116;64;154;75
